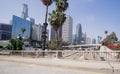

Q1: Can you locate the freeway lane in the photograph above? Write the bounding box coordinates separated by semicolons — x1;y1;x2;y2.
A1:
0;61;104;74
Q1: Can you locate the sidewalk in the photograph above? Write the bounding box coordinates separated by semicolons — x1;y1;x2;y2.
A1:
0;56;120;72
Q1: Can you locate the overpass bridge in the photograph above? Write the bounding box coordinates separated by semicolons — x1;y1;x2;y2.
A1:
63;44;102;50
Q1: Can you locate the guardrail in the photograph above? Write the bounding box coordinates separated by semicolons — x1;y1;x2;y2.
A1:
0;50;120;62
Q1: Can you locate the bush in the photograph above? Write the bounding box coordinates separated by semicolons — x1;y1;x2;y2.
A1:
108;43;120;50
6;39;24;50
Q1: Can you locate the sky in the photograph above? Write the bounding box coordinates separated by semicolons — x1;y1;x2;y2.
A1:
0;0;120;41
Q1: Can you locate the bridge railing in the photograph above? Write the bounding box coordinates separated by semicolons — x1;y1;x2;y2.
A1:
0;50;120;62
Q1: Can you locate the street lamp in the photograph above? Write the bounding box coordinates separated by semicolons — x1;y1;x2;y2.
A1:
42;23;48;51
41;0;52;52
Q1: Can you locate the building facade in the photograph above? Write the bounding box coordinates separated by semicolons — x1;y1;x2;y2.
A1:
82;32;87;44
12;15;32;40
92;38;96;44
86;37;92;44
62;15;73;43
76;24;82;44
31;24;43;41
0;23;12;40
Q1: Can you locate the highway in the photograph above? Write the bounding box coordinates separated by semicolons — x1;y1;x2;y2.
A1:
0;61;104;74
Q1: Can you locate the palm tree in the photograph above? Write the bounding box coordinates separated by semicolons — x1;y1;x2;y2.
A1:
98;36;102;43
104;30;108;37
41;0;53;23
54;0;68;49
54;0;69;12
54;0;68;36
41;0;53;53
110;32;118;43
48;10;66;48
21;27;26;38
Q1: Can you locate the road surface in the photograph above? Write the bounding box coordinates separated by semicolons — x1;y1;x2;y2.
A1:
0;61;104;74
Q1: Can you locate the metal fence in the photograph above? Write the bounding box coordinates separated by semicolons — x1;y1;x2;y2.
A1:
0;50;120;62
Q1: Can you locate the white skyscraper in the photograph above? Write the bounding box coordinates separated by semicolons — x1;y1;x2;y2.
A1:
32;24;43;41
21;4;28;19
62;15;73;43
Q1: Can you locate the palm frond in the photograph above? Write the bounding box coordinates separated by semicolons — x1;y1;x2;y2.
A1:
41;0;53;6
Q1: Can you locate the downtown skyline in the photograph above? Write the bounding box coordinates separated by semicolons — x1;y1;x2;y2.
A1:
0;0;120;40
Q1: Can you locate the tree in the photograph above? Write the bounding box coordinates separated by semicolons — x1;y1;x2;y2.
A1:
10;39;17;50
54;0;68;12
41;0;53;53
62;41;70;46
41;0;53;23
102;32;118;46
110;32;118;43
48;0;69;50
54;0;68;49
7;39;23;50
21;27;26;38
49;10;66;49
104;30;108;37
98;36;102;43
16;39;23;50
48;40;57;50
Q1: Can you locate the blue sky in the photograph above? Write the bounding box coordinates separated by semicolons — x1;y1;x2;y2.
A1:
0;0;120;40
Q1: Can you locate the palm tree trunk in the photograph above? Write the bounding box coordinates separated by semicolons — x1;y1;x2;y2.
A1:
58;27;62;50
22;33;24;39
56;30;62;58
55;30;59;50
45;5;48;23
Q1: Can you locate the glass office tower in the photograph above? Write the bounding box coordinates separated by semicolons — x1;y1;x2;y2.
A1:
12;15;32;40
0;23;12;40
76;24;82;44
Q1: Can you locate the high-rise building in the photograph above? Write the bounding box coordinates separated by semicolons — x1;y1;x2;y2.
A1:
21;4;28;19
82;32;87;44
31;24;43;47
86;37;92;44
31;24;43;41
62;15;73;43
92;38;96;44
76;24;82;44
30;18;35;25
72;34;76;44
0;23;12;40
12;15;32;40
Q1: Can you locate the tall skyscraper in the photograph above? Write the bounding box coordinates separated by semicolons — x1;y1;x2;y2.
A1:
21;4;28;19
62;15;73;43
76;24;82;44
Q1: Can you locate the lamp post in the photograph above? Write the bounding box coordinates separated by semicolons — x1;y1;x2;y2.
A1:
41;0;52;53
42;22;48;51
